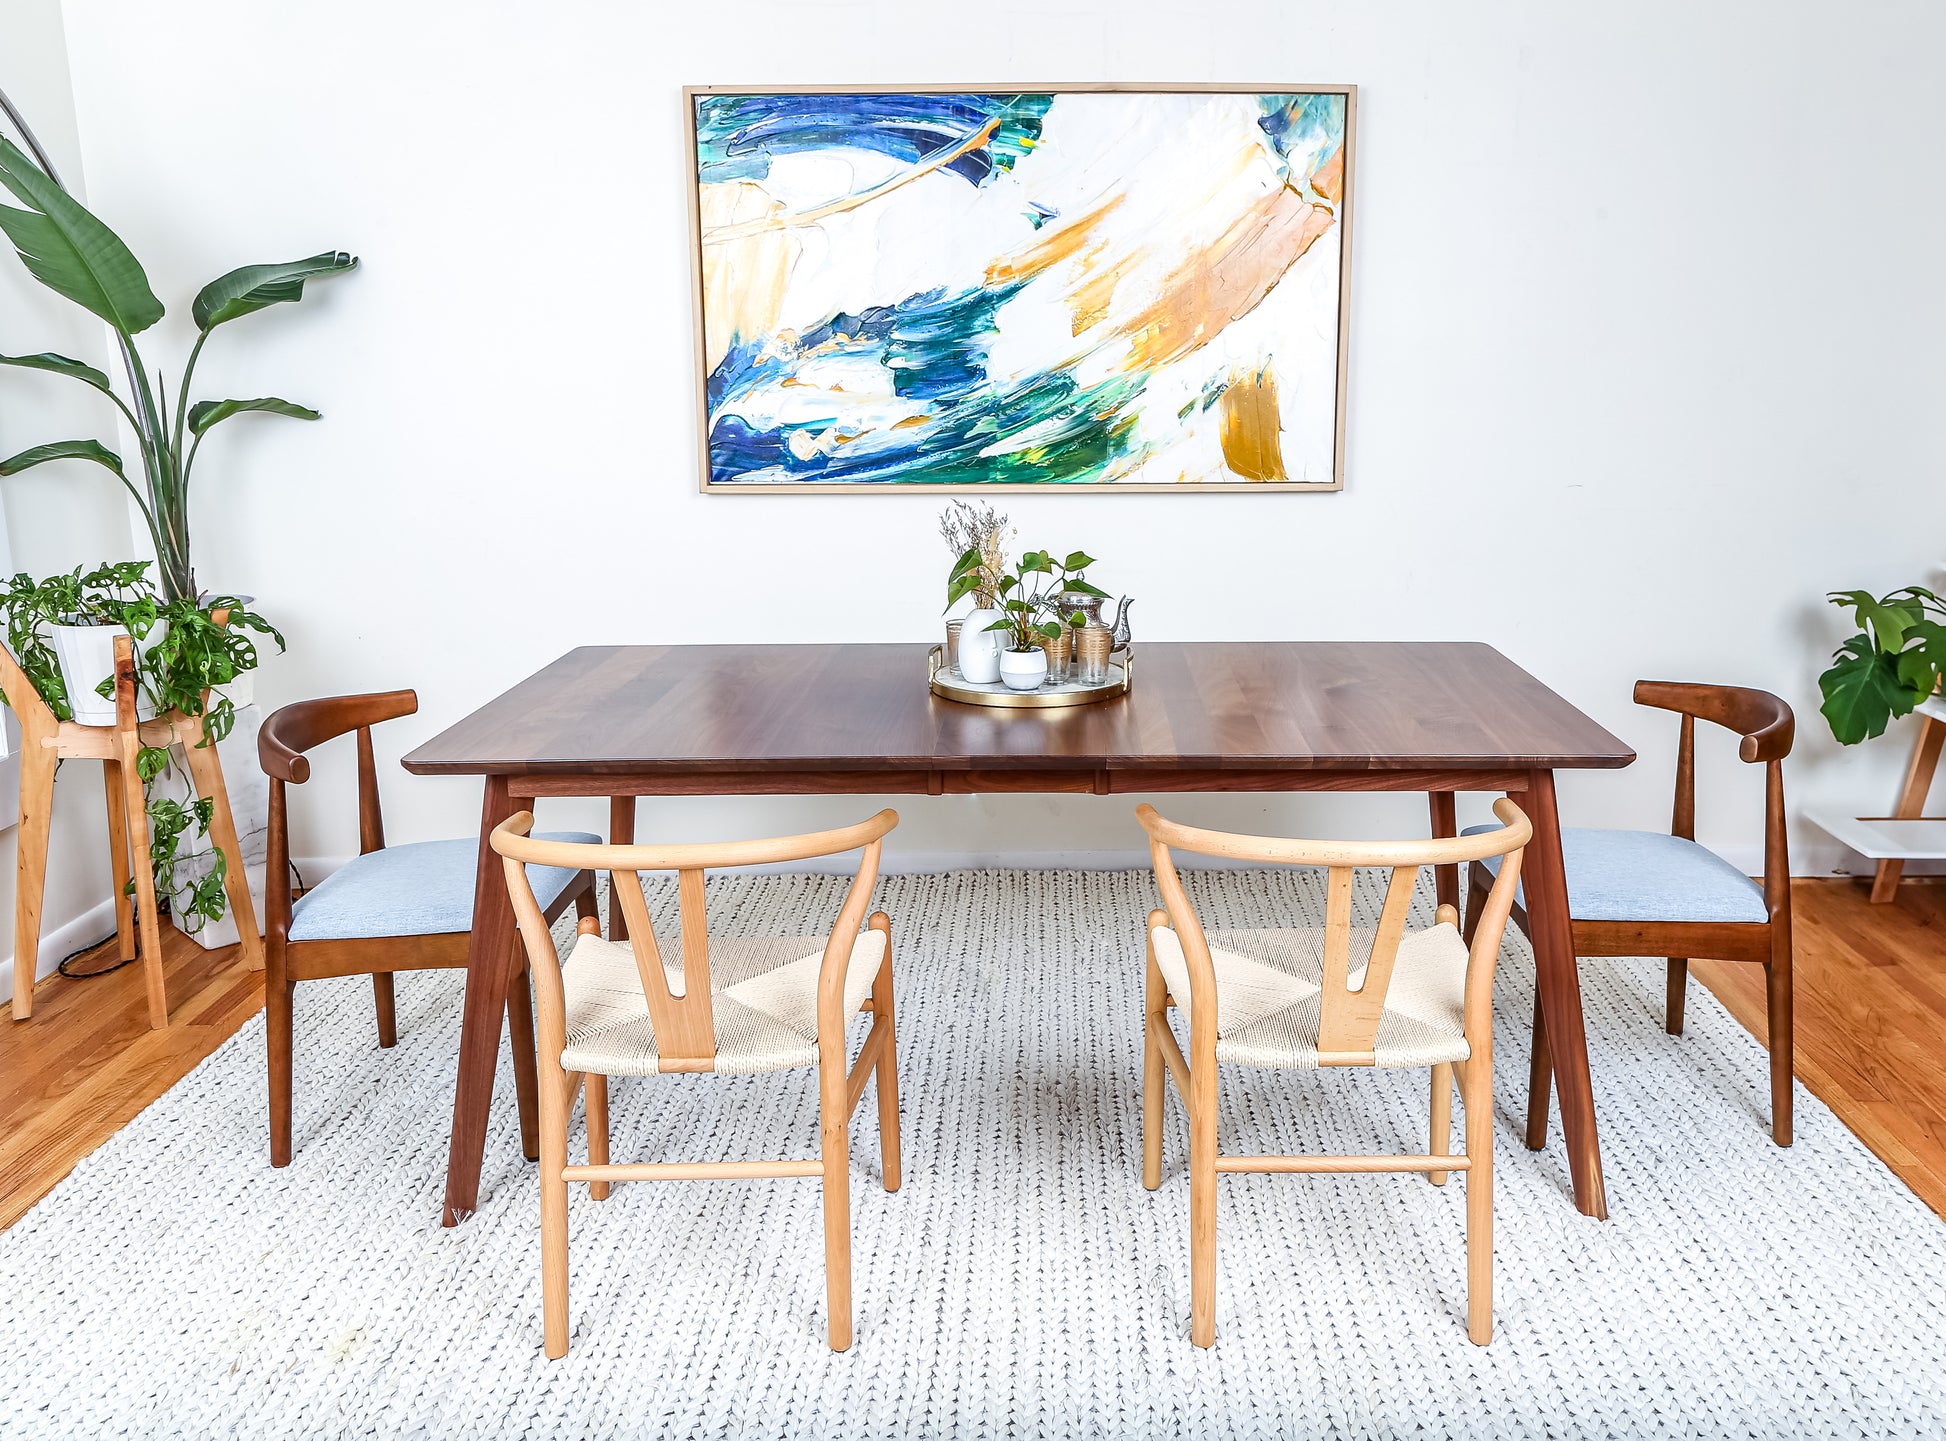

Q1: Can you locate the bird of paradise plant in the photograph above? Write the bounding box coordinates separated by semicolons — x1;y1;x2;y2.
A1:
0;96;355;604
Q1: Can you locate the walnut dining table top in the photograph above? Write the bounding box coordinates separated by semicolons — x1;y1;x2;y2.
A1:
403;641;1634;1225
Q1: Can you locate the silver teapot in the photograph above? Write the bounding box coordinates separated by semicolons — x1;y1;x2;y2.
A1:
1059;592;1134;654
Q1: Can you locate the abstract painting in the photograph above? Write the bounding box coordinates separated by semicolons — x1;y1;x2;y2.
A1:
688;85;1354;492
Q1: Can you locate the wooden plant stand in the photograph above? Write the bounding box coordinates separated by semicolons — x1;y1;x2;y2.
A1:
1807;695;1946;903
2;635;261;1028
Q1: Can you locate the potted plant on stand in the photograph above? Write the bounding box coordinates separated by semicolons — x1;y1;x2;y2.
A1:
1818;585;1946;744
1809;583;1946;901
0;115;353;948
0;563;283;936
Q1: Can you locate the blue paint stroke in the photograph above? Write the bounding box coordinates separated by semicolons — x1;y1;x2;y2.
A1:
695;93;1053;188
1256;92;1346;194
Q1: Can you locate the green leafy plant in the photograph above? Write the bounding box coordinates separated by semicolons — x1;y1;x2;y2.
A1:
949;547;1108;651
1819;586;1946;745
0;562;284;929
0;129;355;603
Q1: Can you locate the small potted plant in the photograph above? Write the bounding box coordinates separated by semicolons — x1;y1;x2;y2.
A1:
973;549;1108;691
1;563;166;726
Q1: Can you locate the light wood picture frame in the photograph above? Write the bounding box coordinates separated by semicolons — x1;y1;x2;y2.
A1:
686;83;1356;494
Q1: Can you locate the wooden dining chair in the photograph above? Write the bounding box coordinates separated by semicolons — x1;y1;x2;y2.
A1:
1139;799;1531;1348
1463;681;1795;1144
258;690;597;1166
492;807;903;1357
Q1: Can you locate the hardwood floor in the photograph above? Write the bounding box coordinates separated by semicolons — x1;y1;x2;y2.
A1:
1696;878;1946;1217
0;879;1943;1230
0;925;263;1230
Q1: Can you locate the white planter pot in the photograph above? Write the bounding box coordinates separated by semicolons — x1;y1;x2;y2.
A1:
49;620;167;726
959;607;1004;684
999;647;1048;691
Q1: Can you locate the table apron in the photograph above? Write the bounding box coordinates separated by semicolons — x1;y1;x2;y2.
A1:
501;768;1535;798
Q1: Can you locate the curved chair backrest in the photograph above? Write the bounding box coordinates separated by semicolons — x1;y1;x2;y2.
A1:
1633;680;1793;764
1138;800;1532;1066
258;689;418;784
493;809;900;1071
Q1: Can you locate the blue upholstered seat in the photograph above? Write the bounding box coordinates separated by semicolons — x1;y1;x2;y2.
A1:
1462;825;1767;924
287;832;599;942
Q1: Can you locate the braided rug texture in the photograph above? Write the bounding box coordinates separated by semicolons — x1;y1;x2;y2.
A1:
2;868;1945;1440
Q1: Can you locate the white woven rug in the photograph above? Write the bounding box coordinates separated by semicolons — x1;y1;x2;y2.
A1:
4;868;1946;1439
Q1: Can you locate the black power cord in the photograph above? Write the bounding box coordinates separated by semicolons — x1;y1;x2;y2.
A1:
52;857;308;981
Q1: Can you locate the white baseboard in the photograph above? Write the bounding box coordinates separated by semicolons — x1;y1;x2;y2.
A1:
0;895;122;1001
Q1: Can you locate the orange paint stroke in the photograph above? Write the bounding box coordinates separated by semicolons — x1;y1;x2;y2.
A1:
1218;365;1287;481
1311;145;1344;204
983;190;1128;288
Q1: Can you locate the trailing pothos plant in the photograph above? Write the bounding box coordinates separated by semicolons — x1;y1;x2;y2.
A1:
949;546;1108;651
0;561;284;929
1819;586;1946;745
0;127;355;605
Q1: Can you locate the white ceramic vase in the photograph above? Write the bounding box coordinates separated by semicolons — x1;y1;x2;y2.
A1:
999;647;1048;691
49;621;167;726
959;607;1004;684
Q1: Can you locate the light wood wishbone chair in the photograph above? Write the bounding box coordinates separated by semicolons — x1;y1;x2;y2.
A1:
1139;798;1531;1347
493;807;903;1357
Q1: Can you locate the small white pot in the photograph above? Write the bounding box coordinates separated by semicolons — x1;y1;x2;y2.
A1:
999;647;1048;691
49;621;166;726
958;607;1004;684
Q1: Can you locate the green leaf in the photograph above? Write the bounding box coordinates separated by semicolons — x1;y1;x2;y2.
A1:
0;351;113;394
187;396;320;435
0;138;162;335
1060;550;1097;572
1057;579;1111;600
191;250;358;330
0;439;125;478
1829;588;1925;655
1819;635;1926;745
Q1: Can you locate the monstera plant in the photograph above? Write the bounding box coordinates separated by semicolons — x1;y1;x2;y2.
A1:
0;129;356;603
1819;586;1946;745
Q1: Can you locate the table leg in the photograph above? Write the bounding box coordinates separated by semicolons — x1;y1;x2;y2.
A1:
1517;770;1605;1218
1525;986;1552;1150
1428;792;1458;911
442;776;520;1226
608;796;634;941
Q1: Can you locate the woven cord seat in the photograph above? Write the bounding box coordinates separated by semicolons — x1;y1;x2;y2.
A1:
1149;924;1472;1070
559;929;887;1076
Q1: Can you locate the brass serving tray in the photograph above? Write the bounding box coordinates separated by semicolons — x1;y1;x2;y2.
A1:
927;645;1131;709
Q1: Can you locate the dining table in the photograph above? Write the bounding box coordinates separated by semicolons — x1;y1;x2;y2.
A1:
402;640;1635;1225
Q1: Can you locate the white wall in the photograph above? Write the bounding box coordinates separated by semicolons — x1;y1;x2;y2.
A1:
0;0;135;987
26;0;1946;888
